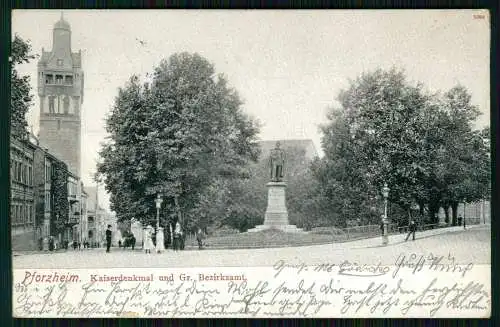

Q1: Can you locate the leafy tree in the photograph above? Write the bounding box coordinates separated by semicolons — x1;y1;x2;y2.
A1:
436;86;489;224
11;35;36;139
315;69;490;228
97;52;260;229
51;161;69;237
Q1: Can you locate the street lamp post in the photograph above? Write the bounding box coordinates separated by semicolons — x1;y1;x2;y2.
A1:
155;194;163;230
382;183;390;246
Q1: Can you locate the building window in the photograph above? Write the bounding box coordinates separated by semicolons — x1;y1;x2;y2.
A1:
45;162;51;183
28;166;32;185
63;96;70;114
48;96;55;113
17;162;22;182
65;75;73;85
45;190;51;211
56;75;63;84
46;74;54;84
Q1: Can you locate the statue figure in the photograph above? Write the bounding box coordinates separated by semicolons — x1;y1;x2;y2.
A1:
269;141;285;182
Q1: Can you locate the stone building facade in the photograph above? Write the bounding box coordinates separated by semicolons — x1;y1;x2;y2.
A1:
37;14;84;177
10;137;37;250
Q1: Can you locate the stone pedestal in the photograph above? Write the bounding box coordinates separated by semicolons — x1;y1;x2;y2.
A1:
247;182;305;233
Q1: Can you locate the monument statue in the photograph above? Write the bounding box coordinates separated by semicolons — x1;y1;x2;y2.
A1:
269;142;285;182
246;140;305;233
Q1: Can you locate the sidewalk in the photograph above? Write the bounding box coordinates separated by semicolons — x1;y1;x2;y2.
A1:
345;223;488;250
12;224;488;256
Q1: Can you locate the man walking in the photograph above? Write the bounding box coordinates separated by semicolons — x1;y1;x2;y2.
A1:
106;225;112;253
405;220;416;241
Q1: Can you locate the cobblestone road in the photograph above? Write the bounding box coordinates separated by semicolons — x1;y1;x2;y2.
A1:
13;224;490;269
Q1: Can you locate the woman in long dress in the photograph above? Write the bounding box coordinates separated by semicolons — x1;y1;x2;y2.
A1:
173;221;183;251
144;226;154;254
156;227;165;253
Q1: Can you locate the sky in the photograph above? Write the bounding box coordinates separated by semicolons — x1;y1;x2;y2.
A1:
12;10;490;211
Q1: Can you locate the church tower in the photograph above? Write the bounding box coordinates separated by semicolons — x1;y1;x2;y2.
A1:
37;14;83;177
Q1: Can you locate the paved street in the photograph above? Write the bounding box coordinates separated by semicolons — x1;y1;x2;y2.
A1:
13;225;490;269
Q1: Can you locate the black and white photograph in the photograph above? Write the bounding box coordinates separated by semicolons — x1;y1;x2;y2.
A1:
10;10;491;318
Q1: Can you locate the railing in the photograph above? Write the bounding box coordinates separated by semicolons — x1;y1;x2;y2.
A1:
310;217;485;242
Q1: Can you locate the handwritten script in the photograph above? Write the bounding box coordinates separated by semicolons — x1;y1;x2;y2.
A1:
13;252;490;318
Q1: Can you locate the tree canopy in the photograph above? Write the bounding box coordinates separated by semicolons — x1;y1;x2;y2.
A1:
11;35;36;140
315;68;490;227
97;52;260;229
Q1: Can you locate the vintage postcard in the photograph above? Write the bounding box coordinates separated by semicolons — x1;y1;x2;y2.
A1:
10;9;490;318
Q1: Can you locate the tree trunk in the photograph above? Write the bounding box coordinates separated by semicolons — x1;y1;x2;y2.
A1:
451;202;459;226
428;200;440;224
418;202;425;217
444;205;450;225
174;195;182;225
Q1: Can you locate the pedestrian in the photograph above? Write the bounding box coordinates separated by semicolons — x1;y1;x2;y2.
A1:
73;240;78;250
106;224;112;253
118;240;122;249
131;234;136;250
380;220;385;236
173;221;183;251
156;227;165;253
78;242;81;250
405;220;416;241
48;236;54;252
196;228;205;250
144;226;154;254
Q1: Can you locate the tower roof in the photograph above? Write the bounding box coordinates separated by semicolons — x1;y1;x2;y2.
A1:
54;13;71;31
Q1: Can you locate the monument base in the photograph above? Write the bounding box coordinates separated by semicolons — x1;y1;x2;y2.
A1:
246;224;306;233
246;181;306;233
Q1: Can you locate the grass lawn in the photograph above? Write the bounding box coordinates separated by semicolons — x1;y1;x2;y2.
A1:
185;228;382;249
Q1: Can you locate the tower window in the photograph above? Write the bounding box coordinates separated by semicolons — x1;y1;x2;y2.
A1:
63;96;70;114
48;96;55;113
56;75;63;84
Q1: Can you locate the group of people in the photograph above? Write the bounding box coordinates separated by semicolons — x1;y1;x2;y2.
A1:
143;221;185;254
38;236;104;252
103;221;207;254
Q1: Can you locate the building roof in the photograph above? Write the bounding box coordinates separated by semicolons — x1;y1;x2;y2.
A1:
54;15;71;31
258;139;318;160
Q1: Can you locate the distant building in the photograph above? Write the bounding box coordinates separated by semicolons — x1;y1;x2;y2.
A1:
258;139;318;162
67;173;81;241
84;186;98;244
78;186;88;243
37;14;84;177
83;186;114;246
